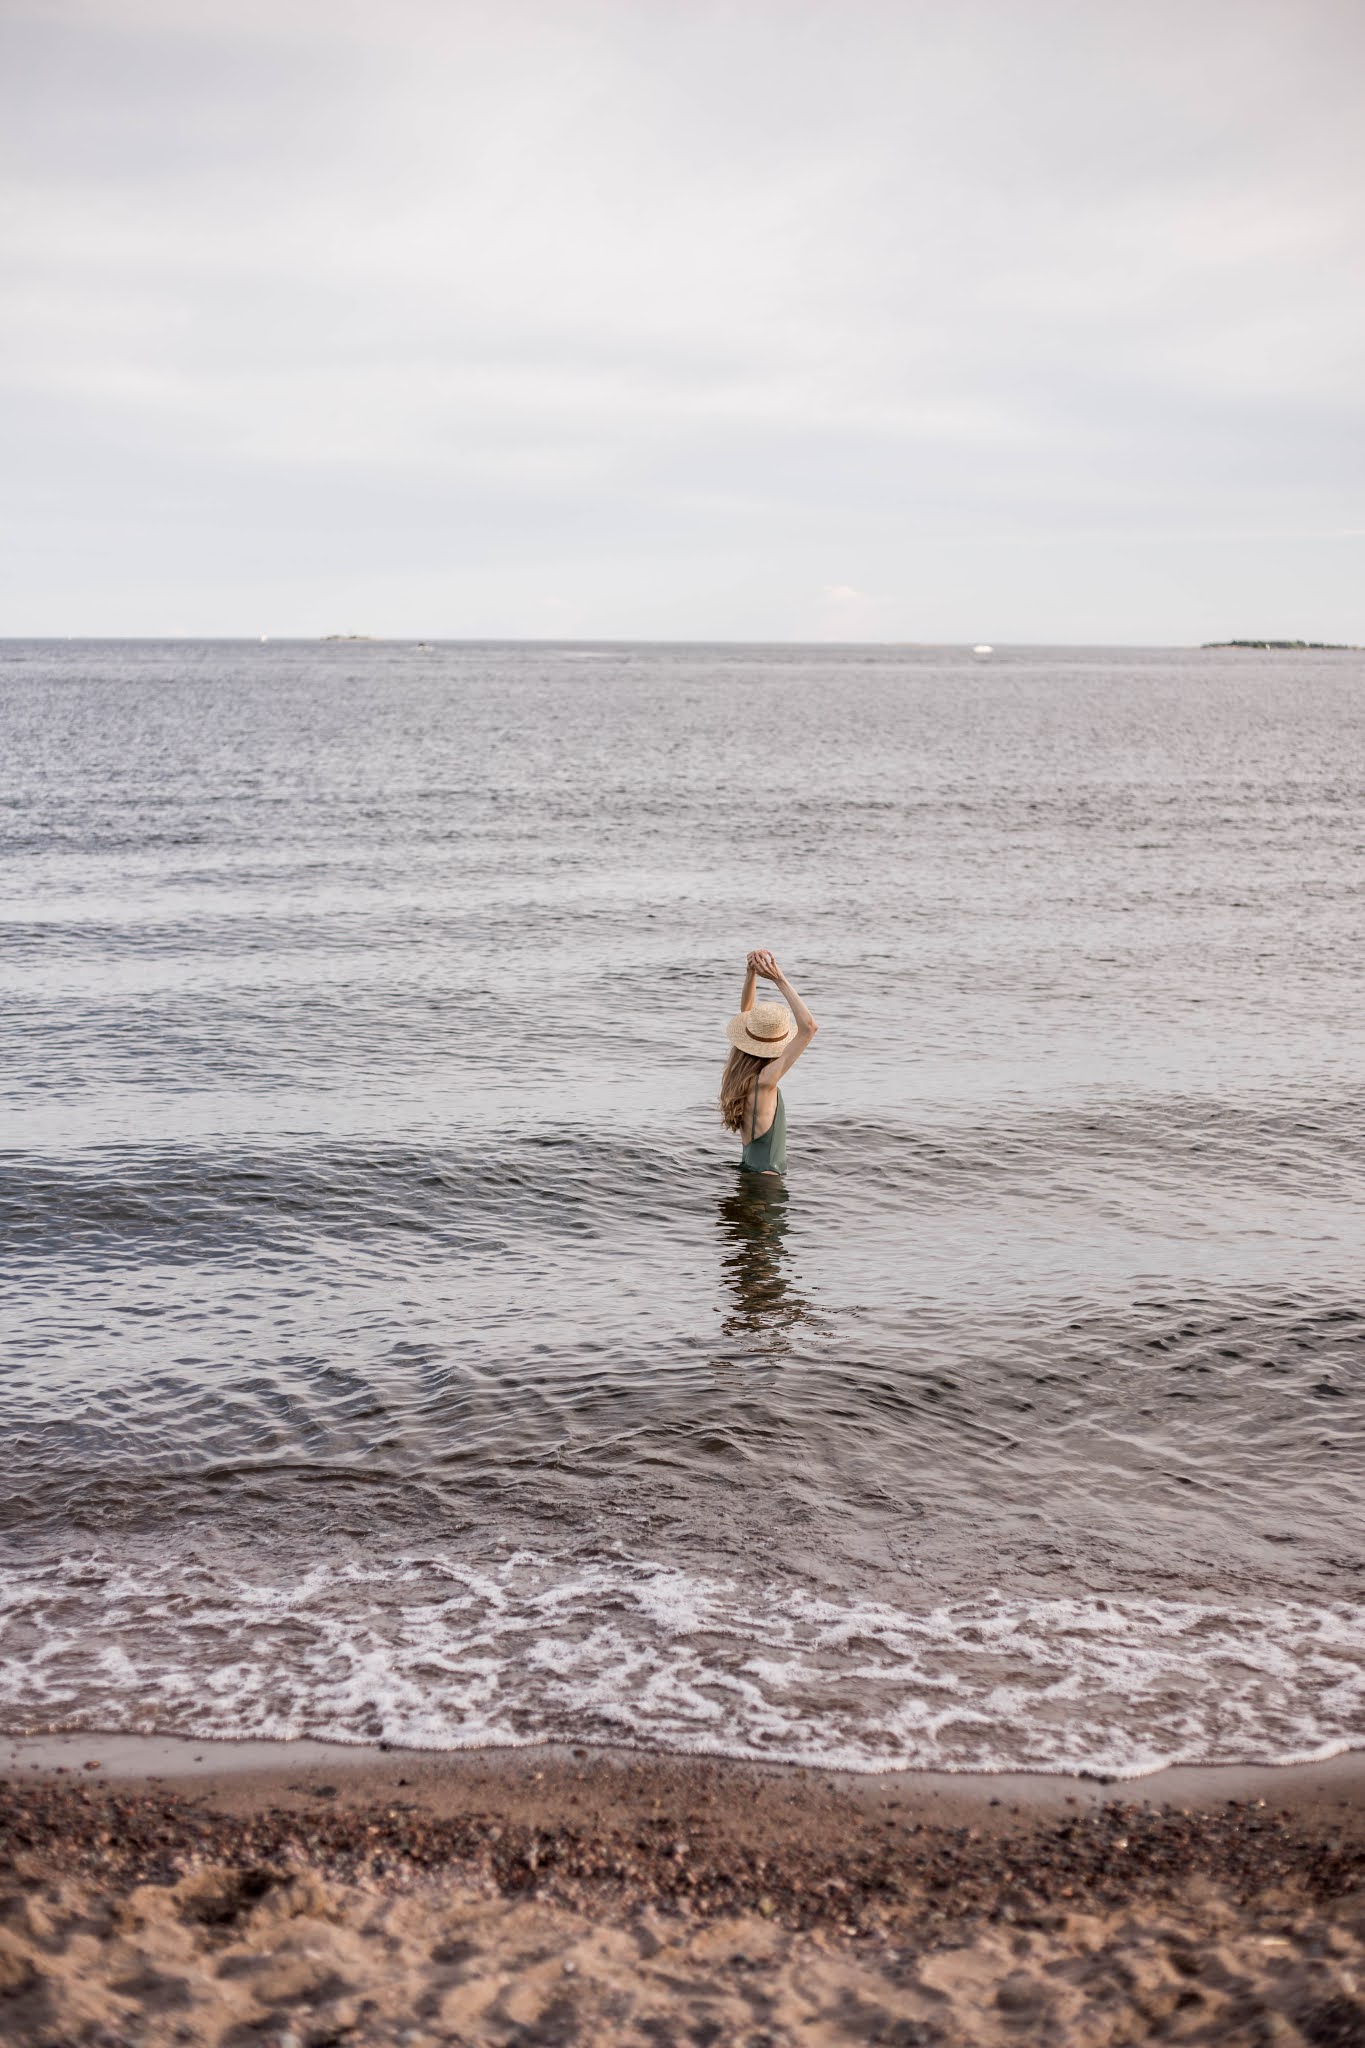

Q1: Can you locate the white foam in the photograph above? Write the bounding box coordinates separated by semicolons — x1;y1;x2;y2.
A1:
1;1550;1362;1777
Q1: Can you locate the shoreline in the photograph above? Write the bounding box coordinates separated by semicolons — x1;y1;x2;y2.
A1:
3;1735;1363;2044
5;1728;1365;1829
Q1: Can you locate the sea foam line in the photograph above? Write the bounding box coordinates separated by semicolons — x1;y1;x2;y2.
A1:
1;1551;1362;1778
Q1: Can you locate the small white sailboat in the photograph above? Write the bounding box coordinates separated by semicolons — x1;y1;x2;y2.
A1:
972;644;993;658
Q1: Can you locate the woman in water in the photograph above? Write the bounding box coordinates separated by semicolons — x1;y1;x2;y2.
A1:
720;951;819;1176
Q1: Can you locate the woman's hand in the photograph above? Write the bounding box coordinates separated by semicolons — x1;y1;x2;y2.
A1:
750;950;782;983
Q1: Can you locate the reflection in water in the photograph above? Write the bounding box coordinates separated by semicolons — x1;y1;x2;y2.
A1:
716;1171;820;1353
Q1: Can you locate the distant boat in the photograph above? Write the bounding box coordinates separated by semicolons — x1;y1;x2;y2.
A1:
972;644;993;658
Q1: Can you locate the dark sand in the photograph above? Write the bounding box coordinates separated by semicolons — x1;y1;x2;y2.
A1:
2;1736;1363;2045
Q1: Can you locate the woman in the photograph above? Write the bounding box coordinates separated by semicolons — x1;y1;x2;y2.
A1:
719;951;819;1176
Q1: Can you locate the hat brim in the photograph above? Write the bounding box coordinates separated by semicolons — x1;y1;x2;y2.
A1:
726;1012;798;1060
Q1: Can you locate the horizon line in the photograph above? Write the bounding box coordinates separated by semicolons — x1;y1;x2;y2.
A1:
2;635;1359;651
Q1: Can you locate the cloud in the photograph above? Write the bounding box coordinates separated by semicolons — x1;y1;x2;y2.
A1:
0;0;1362;637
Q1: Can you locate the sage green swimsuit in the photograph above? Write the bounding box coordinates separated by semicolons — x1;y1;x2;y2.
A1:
741;1082;787;1175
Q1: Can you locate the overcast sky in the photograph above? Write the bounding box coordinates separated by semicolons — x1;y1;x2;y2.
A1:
2;0;1362;641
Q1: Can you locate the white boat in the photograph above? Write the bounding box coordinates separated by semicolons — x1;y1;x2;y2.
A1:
972;643;993;657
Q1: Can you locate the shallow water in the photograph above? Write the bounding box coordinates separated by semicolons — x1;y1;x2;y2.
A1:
2;639;1362;1772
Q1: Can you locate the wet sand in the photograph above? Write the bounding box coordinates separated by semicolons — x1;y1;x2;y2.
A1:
2;1737;1363;2045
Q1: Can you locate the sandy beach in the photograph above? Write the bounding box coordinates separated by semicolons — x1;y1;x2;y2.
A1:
2;1738;1363;2046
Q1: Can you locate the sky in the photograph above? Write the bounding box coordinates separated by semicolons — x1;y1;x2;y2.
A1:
2;0;1362;642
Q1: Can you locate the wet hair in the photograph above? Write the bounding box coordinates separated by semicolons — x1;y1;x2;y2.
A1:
719;1046;767;1133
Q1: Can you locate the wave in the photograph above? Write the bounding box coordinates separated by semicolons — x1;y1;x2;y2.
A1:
0;1134;714;1266
1;1547;1361;1778
5;1088;1362;1265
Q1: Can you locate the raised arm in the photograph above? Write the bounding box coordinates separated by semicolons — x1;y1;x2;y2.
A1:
739;953;758;1015
750;951;818;1079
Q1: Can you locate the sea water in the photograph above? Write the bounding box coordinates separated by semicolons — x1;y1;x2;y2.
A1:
2;638;1362;1774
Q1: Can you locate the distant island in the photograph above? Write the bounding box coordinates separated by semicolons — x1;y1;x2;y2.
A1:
1202;639;1358;651
322;633;375;641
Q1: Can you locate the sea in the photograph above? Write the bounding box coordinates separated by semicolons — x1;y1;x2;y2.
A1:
2;638;1362;1779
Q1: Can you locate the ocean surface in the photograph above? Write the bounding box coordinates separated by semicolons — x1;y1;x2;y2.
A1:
2;638;1362;1778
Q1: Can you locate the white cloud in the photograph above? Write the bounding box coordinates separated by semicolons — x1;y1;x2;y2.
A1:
1;0;1362;637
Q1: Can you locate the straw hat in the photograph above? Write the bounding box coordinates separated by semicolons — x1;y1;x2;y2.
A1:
726;999;797;1060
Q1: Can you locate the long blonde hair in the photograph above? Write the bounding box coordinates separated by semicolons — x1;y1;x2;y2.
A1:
719;1047;767;1133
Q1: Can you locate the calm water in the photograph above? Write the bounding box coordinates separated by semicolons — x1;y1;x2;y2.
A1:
2;639;1362;1775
